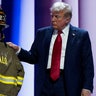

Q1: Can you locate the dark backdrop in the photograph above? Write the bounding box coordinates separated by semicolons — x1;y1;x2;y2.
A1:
2;0;13;41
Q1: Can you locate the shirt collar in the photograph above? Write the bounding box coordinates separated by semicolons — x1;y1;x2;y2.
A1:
54;24;70;35
62;24;70;34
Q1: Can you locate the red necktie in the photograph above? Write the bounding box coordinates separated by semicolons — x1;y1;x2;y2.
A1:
50;30;62;81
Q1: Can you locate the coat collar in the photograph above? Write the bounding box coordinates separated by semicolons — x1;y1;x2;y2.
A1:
45;25;78;49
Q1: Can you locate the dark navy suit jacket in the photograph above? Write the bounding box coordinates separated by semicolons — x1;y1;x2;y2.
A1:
18;25;94;96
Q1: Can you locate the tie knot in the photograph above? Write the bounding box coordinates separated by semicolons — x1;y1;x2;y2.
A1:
58;30;62;34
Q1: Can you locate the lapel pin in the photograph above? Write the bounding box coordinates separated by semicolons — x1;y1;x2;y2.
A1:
72;33;75;36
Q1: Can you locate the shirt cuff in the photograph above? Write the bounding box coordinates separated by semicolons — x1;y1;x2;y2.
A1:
82;89;91;93
16;47;21;55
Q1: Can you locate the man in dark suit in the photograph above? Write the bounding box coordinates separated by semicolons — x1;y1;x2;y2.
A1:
7;1;94;96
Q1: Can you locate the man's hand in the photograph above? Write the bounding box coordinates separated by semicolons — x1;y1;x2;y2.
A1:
81;89;91;96
7;42;19;52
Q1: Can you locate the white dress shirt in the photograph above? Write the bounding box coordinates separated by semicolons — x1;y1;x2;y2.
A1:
47;24;70;69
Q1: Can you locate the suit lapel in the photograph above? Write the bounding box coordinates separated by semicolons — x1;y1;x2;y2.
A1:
67;25;77;48
43;27;53;68
65;25;77;59
45;27;54;50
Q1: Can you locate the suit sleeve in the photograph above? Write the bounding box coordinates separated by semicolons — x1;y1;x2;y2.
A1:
18;30;41;64
81;32;94;92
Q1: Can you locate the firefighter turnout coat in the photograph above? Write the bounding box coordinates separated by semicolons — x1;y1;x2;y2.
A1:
0;42;24;96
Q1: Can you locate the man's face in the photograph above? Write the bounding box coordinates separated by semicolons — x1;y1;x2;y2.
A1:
51;10;71;30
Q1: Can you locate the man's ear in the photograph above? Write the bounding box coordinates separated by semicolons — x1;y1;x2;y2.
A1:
66;17;71;24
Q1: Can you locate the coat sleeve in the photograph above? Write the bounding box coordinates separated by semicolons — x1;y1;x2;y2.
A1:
81;32;94;92
12;51;25;92
16;59;25;92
